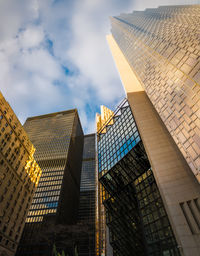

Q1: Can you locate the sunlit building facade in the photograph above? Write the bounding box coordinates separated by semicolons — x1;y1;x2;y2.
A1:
16;109;84;256
109;4;200;182
107;4;200;256
96;100;180;256
0;92;41;256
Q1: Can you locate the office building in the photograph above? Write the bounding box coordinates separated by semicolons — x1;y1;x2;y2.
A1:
77;134;96;256
96;100;180;256
96;106;113;256
106;4;200;256
0;92;41;256
16;109;84;256
108;4;200;181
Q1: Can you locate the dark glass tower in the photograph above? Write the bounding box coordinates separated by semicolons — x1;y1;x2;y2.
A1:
16;109;84;256
96;100;180;256
77;134;96;256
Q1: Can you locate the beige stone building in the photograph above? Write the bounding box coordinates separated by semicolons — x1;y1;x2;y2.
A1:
106;4;200;256
0;91;41;256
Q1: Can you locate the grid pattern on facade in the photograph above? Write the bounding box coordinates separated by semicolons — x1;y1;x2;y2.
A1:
77;134;96;256
97;100;180;256
24;112;75;161
111;5;200;181
135;168;180;256
16;109;84;256
98;100;140;175
0;92;41;255
101;153;180;256
23;112;75;224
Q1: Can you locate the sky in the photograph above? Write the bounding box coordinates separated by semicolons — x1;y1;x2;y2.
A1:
0;0;199;133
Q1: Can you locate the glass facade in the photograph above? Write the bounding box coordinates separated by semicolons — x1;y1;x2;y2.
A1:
97;99;180;256
16;110;84;256
77;134;96;256
110;5;200;182
98;100;140;175
24;111;76;224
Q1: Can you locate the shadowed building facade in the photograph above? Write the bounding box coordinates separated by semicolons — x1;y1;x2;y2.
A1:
0;92;41;256
77;134;96;256
16;109;84;256
107;4;200;256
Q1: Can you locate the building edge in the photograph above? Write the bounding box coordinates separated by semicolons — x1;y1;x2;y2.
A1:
107;35;200;256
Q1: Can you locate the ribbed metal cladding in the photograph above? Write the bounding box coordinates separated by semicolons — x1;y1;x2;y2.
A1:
16;109;84;256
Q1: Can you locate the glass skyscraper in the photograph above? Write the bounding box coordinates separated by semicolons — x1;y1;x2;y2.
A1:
107;4;200;256
77;134;96;256
96;100;180;256
16;109;84;256
110;4;200;182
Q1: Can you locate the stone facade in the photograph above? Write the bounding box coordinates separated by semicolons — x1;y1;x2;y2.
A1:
0;92;41;256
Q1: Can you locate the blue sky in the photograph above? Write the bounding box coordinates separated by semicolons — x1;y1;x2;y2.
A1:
0;0;199;133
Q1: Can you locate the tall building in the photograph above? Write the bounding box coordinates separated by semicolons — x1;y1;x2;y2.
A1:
108;4;200;182
106;4;200;256
16;109;84;256
0;92;41;256
96;106;114;256
96;100;180;256
77;134;96;256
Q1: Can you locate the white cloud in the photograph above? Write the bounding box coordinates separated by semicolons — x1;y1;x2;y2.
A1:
66;0;135;104
18;26;44;49
20;48;62;80
0;0;199;134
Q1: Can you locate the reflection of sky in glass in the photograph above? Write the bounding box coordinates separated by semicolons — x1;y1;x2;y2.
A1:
98;105;140;173
26;167;63;223
80;135;96;192
24;112;76;223
46;201;58;208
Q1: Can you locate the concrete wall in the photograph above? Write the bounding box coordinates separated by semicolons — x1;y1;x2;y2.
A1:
128;91;200;256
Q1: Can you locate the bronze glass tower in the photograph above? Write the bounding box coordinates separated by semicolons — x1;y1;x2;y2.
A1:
109;4;200;182
0;92;41;256
107;4;200;256
16;109;84;256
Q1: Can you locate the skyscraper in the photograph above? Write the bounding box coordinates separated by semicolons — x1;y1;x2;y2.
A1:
0;92;41;256
106;4;200;256
108;4;200;182
77;134;96;256
16;109;84;256
96;100;180;256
